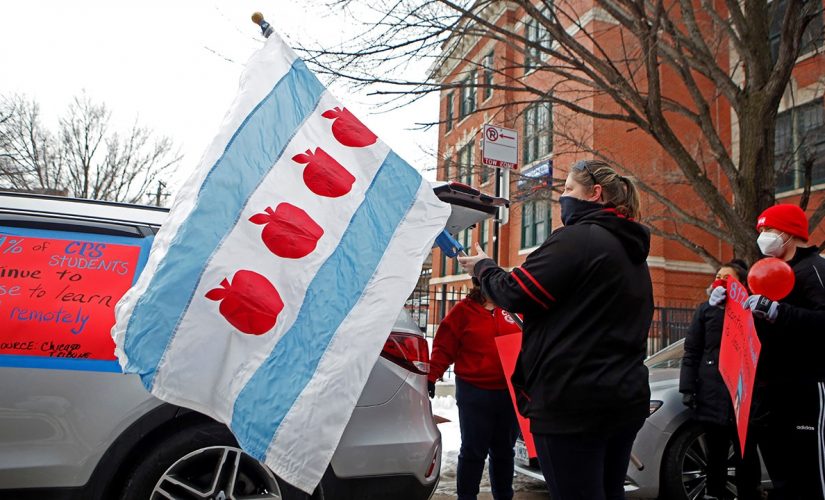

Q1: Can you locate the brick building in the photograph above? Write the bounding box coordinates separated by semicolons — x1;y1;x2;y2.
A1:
426;1;825;331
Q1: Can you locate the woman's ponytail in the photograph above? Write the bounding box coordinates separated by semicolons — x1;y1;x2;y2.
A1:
571;160;641;219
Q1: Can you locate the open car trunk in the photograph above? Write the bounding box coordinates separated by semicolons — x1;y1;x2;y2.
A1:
432;181;509;238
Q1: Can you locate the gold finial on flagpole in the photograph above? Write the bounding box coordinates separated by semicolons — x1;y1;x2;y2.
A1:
251;12;273;38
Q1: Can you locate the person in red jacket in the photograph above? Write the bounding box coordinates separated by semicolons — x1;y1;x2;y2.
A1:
429;282;522;500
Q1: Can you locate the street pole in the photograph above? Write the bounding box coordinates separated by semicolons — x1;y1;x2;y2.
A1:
493;168;501;262
150;180;168;207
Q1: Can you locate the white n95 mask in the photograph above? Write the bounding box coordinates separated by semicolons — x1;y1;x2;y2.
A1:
757;232;785;257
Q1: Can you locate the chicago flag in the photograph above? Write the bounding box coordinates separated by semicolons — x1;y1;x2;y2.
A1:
111;32;449;493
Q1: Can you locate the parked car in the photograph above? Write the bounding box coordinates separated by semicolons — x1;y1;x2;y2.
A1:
0;183;506;500
514;338;770;499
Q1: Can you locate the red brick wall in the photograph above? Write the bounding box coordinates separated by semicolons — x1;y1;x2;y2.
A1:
429;1;825;327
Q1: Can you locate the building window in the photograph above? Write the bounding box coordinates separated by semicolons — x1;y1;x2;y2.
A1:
459;71;477;119
523;102;553;164
452;229;472;274
458;141;474;185
440;249;448;278
480;164;491;184
443;155;452;181
524;10;551;72
478;219;489;253
521;200;551;249
483;51;494;100
775;98;825;193
445;92;454;132
770;0;824;61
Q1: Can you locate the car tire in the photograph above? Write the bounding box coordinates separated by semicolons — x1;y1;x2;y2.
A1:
119;420;319;500
659;422;737;500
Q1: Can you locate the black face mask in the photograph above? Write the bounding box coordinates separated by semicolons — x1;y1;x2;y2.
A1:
559;196;603;226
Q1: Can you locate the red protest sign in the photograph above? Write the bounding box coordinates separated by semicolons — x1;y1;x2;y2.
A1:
719;277;762;456
494;332;536;458
0;233;140;363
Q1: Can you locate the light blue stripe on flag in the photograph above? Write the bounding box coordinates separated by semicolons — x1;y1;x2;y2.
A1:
123;59;326;388
231;151;420;460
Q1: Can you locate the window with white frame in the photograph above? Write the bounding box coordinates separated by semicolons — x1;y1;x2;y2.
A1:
445;92;454;132
523;102;553;164
452;228;472;274
459;71;477;119
443;154;453;181
440;248;448;277
774;98;825;193
483;51;494;100
458;141;474;185
521;200;551;249
769;0;824;61
524;8;552;72
480;163;491;184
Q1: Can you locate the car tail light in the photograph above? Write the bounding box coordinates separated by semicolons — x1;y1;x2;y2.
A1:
381;332;429;374
425;445;440;478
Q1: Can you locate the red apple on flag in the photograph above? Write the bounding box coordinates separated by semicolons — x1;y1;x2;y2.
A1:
205;270;284;335
249;203;324;259
291;148;355;198
321;107;378;148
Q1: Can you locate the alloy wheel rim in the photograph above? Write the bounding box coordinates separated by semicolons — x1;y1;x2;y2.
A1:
151;445;282;500
681;432;738;500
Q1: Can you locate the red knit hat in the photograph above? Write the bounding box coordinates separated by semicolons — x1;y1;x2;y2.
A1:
756;204;809;241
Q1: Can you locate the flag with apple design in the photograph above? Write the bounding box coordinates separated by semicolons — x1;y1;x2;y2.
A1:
111;31;450;493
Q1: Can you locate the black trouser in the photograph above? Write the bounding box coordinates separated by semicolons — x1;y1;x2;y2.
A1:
760;380;825;500
701;422;761;500
532;418;644;500
455;376;520;500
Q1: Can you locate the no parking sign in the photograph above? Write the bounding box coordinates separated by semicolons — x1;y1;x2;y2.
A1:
482;124;519;170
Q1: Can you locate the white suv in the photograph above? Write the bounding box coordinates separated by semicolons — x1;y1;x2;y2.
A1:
0;183;505;500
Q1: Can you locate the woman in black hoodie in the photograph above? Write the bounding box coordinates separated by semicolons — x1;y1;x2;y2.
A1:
459;160;653;500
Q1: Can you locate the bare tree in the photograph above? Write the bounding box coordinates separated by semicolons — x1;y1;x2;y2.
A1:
0;93;180;204
298;0;825;264
0;95;65;194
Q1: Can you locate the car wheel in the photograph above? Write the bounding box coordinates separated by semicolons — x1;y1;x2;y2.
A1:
120;420;317;500
659;423;737;500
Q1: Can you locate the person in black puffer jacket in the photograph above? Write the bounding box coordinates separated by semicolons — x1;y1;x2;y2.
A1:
679;260;762;500
458;160;653;500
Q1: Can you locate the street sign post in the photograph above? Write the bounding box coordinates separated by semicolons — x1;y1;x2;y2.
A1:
482;124;518;171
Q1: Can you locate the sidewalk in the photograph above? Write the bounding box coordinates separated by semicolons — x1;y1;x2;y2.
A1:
431;493;549;499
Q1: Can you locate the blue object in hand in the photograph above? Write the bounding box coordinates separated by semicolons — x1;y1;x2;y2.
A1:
435;230;464;258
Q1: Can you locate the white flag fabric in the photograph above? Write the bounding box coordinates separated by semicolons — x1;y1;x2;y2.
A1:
111;32;449;493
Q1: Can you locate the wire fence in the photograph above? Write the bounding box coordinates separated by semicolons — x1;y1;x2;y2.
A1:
647;305;694;356
404;268;432;333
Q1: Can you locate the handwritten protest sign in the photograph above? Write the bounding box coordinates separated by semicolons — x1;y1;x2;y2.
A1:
0;230;142;371
719;277;762;456
494;332;536;458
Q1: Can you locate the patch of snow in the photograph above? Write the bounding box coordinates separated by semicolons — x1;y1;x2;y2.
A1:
431;394;547;496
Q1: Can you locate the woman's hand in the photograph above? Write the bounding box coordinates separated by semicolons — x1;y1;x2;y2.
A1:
457;243;490;275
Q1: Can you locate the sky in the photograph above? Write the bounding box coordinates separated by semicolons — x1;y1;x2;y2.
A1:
0;0;439;198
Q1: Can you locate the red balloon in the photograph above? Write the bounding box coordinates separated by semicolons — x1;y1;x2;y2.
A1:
747;257;796;301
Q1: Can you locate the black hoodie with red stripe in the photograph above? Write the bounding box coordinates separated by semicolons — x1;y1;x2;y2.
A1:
474;204;654;434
